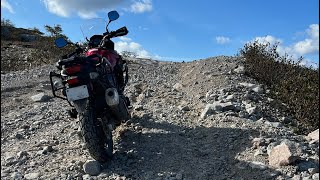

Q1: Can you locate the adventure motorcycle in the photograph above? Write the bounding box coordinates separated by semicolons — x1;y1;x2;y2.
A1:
49;10;130;162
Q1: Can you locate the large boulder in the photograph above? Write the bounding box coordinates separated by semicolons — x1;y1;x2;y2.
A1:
268;140;302;167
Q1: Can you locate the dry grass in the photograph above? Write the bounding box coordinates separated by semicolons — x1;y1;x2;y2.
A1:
240;41;319;134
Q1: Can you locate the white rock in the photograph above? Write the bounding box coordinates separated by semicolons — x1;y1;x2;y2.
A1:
11;172;23;179
17;151;29;159
30;93;50;102
226;94;235;101
234;65;245;74
83;174;93;180
308;129;319;141
252;85;264;93
246;106;257;115
248;161;268;170
24;173;40;179
173;83;183;91
239;82;256;88
200;104;220;119
254;149;265;157
268;140;302;167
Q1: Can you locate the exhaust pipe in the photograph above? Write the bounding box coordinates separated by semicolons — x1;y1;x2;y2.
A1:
105;88;130;121
105;88;119;106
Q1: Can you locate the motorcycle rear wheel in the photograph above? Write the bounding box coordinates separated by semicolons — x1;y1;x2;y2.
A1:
79;99;113;162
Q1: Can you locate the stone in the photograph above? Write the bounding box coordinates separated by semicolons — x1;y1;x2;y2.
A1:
24;173;40;179
83;160;101;176
43;146;54;152
83;174;93;180
17;151;29;159
30;93;50;102
234;65;245;74
11;172;23;179
297;159;319;172
252;138;266;148
226;94;235;101
265;121;282;128
239;82;256;88
200;104;218;119
248;161;268;170
308;168;319;175
173;83;183;91
252;85;264;93
268;140;302;167
134;105;144;111
308;129;319;142
246;106;257;115
178;105;190;111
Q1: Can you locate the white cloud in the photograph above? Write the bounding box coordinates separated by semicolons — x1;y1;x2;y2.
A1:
42;0;125;19
1;0;14;13
307;24;319;40
216;36;231;44
249;24;319;67
138;26;149;31
254;35;283;45
293;24;319;56
293;39;318;55
118;36;132;42
115;38;151;58
42;0;152;18
129;0;152;13
299;58;319;68
115;37;194;61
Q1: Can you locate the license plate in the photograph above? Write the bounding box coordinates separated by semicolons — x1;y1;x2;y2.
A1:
66;85;89;101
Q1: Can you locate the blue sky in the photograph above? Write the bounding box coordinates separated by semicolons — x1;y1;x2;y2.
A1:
1;0;319;66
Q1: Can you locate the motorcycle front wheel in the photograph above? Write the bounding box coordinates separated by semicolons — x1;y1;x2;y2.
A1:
79;98;113;162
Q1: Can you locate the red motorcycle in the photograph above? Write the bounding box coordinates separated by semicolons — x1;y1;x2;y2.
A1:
49;10;130;162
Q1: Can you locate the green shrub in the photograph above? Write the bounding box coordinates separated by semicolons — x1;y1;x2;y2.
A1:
240;41;319;134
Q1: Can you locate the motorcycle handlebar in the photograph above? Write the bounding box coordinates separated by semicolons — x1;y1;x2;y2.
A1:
103;26;128;40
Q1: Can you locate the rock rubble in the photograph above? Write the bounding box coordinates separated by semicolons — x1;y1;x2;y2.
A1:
1;56;319;180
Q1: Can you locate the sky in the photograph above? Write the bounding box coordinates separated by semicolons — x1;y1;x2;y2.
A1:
1;0;319;66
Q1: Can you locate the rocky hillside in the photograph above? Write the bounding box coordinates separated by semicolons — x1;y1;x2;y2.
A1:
1;52;319;180
1;25;73;73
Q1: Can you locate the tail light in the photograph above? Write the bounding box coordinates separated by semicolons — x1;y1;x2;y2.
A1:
67;77;79;85
65;64;81;75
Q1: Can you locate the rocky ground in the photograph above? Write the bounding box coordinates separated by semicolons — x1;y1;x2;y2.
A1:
1;55;319;180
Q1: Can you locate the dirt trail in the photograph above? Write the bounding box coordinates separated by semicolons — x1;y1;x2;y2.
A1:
1;56;319;180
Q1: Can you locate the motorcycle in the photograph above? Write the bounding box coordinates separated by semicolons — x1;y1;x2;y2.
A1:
49;10;131;162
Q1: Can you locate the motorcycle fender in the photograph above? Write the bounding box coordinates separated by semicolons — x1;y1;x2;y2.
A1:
73;98;89;113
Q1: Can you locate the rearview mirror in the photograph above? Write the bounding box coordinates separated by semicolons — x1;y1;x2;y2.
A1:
108;11;119;22
54;37;68;48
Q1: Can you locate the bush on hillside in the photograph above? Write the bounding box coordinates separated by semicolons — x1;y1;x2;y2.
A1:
240;41;319;134
1;18;15;27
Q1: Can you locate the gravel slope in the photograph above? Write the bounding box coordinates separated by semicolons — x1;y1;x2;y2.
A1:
1;56;319;180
